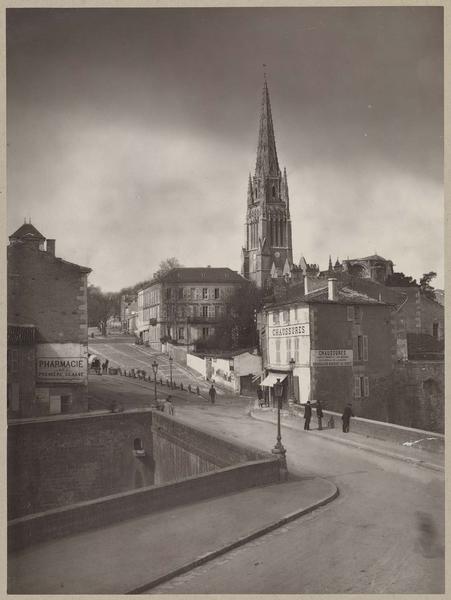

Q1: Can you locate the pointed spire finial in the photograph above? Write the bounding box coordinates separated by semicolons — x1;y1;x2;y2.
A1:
255;72;280;179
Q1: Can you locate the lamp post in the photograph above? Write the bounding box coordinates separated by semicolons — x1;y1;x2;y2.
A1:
289;357;296;409
169;355;173;389
272;378;288;480
152;360;158;405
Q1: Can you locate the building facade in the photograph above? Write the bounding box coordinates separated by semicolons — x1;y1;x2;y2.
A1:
259;279;396;418
137;267;245;350
241;78;294;290
7;222;91;417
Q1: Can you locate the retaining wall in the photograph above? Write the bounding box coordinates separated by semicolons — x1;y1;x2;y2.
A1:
8;411;280;550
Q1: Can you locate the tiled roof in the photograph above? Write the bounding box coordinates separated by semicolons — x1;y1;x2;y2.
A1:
10;223;45;240
160;267;245;284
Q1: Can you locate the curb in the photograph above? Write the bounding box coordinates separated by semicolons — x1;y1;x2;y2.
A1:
251;412;444;473
125;481;339;594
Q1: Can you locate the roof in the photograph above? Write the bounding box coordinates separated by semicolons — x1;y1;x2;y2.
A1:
8;243;91;274
347;254;392;263
9;223;45;241
266;281;388;310
255;78;280;179
157;267;245;285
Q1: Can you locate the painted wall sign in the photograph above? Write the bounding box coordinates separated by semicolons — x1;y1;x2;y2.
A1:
311;349;353;367
36;343;87;382
269;323;310;338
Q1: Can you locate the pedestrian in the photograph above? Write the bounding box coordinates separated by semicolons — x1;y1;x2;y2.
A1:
164;395;174;416
105;359;109;373
304;401;312;430
209;383;216;404
257;385;264;407
316;400;324;431
342;402;354;433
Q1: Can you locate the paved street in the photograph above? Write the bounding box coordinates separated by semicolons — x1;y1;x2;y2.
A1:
88;336;215;396
86;355;445;595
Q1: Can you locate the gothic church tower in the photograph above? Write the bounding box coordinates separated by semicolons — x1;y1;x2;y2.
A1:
241;77;293;289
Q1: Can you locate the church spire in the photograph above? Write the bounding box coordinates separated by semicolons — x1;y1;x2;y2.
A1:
255;76;280;179
247;173;254;206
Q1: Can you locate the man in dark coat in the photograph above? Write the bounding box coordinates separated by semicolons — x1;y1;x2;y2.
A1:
342;403;354;433
316;400;324;430
209;384;216;404
257;386;264;407
304;401;312;430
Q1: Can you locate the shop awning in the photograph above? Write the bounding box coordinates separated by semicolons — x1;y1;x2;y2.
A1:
261;373;287;387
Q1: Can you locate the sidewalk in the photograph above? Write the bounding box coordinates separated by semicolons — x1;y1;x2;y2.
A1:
251;408;444;472
8;477;337;594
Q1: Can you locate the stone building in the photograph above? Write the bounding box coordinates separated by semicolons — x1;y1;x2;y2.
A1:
241;77;294;290
259;278;395;419
7;222;91;417
137;267;245;351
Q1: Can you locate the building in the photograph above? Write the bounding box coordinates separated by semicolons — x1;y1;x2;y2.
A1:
241;77;294;290
342;254;394;283
259;278;396;419
120;294;138;334
7;222;91;417
137;267;246;351
187;349;262;394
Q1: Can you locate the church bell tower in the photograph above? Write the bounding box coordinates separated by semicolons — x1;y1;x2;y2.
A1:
241;77;293;290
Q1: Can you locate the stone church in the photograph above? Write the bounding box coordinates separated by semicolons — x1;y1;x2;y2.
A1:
241;78;294;290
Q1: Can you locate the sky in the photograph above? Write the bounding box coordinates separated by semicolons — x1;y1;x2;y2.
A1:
6;7;444;291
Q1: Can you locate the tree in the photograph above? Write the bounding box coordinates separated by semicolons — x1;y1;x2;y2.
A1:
385;272;417;287
195;281;264;352
87;285;121;335
152;257;182;281
419;271;437;301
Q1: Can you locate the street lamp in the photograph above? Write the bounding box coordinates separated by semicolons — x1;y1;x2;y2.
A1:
152;360;158;405
169;355;173;389
289;357;296;407
272;378;288;480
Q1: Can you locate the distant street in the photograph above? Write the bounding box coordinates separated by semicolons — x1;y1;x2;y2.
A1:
88;342;445;594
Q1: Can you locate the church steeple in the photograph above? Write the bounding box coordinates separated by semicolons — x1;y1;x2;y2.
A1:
241;76;294;290
255;77;280;180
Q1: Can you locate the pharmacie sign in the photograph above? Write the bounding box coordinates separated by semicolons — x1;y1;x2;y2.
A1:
269;323;310;338
36;343;87;382
311;349;353;367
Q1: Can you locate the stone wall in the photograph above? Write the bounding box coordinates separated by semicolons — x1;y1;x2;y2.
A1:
8;410;280;549
8;411;154;519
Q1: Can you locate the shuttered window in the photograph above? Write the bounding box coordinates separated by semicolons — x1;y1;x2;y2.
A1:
354;376;361;398
363;336;368;361
354;376;369;398
275;340;281;364
294;337;300;363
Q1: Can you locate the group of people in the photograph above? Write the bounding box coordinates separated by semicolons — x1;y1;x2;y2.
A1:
89;357;109;375
303;400;354;433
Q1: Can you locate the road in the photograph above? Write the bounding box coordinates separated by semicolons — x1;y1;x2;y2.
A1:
88;336;214;396
87;341;445;594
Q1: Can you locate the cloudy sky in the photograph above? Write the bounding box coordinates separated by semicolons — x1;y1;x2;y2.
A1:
7;7;443;291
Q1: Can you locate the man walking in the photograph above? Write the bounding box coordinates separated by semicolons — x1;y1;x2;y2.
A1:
209;383;217;404
342;402;354;433
257;385;264;407
316;400;324;430
304;401;312;430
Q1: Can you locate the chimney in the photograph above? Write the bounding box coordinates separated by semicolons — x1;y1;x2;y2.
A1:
328;278;338;301
47;239;56;256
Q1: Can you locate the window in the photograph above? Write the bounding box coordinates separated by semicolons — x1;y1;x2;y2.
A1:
273;312;280;325
202;327;210;338
208;305;215;318
347;306;355;321
202;288;208;299
166;288;171;300
286;337;291;361
275;339;281;364
294;307;298;322
214;288;220;299
202;305;208;318
178;287;183;299
178;327;184;340
354;376;369;398
294;338;300;363
354;335;368;362
7;349;19;373
432;322;439;339
283;310;290;324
